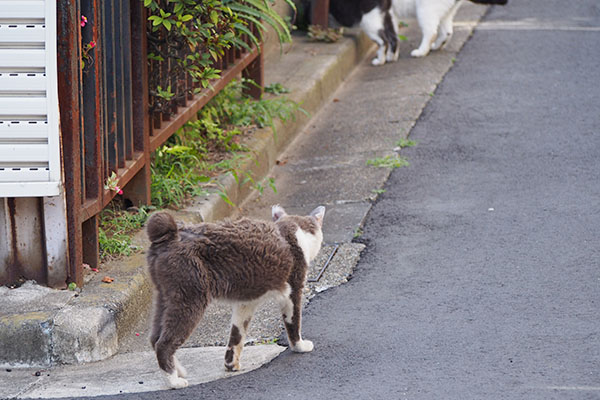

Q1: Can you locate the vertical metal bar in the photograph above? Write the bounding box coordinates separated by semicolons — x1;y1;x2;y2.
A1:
122;1;134;161
57;0;84;287
102;0;117;174
81;216;99;270
312;0;330;28
221;50;228;70
242;25;263;99
160;28;170;122
0;199;9;285
81;0;103;201
127;0;152;206
114;0;126;168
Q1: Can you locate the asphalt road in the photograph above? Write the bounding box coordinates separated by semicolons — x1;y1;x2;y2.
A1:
99;1;600;399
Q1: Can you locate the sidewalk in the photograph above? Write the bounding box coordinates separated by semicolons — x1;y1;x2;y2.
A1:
0;3;489;398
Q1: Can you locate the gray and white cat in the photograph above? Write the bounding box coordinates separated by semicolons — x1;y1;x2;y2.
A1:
145;205;325;389
328;0;507;65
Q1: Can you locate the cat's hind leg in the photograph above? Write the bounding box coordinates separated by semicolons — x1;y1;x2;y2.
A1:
360;8;387;66
383;11;400;63
224;302;258;372
150;293;188;380
279;285;313;353
154;299;206;389
150;290;165;350
411;0;451;57
432;0;463;50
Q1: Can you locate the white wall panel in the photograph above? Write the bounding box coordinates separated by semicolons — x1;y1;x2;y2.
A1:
0;0;61;197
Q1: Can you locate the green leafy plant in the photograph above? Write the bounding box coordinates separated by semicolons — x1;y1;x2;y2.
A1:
396;138;417;148
353;227;364;238
367;155;409;169
98;206;150;261
150;79;302;208
264;82;290;95
144;0;296;117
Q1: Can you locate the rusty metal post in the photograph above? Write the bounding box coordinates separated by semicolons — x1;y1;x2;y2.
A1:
242;24;263;99
81;216;99;270
2;198;48;286
80;0;103;272
311;0;330;28
57;0;84;287
126;0;152;206
81;0;103;202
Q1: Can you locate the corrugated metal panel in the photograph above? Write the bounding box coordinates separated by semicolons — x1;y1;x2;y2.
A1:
0;0;62;197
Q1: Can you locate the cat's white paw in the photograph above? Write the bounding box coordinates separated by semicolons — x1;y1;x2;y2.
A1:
410;48;429;57
431;40;443;50
291;339;314;353
173;356;188;378
386;51;400;63
371;57;385;66
164;370;189;389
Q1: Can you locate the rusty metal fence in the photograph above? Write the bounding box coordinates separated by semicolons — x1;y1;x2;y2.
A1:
55;0;263;287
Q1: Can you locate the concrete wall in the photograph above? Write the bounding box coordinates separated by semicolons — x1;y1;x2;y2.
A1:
0;193;69;288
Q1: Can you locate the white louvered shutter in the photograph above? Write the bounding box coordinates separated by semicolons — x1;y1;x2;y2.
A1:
0;0;61;197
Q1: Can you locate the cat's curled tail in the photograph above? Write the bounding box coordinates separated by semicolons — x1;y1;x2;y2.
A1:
147;212;178;244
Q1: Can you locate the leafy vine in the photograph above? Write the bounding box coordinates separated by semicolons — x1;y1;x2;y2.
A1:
143;0;295;117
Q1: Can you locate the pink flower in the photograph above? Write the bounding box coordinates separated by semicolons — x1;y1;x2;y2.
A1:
89;41;96;48
81;15;87;27
117;187;123;195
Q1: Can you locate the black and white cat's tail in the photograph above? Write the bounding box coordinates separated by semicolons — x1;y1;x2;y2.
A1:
147;212;178;244
468;0;508;5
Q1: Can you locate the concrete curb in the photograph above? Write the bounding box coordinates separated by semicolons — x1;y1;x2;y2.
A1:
0;30;375;368
15;345;286;399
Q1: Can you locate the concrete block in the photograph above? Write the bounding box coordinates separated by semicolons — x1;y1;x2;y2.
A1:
0;312;54;367
52;306;118;365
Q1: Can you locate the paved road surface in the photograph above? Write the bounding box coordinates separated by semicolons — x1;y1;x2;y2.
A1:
99;1;600;399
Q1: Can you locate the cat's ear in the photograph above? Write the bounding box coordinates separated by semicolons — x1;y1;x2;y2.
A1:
310;206;326;227
272;204;287;221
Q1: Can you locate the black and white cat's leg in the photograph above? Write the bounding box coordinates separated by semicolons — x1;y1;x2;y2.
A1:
384;11;400;63
154;299;206;389
432;0;463;50
360;8;387;66
280;285;313;352
224;302;258;371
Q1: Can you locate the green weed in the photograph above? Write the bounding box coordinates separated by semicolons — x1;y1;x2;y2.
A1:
353;227;364;239
265;82;290;95
396;138;417;148
367;155;410;169
150;79;303;208
98;205;150;261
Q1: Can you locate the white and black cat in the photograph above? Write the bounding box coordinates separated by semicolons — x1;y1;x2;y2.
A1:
329;0;508;65
146;205;325;389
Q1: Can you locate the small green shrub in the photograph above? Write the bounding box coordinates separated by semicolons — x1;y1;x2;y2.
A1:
367;155;410;169
150;79;304;208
